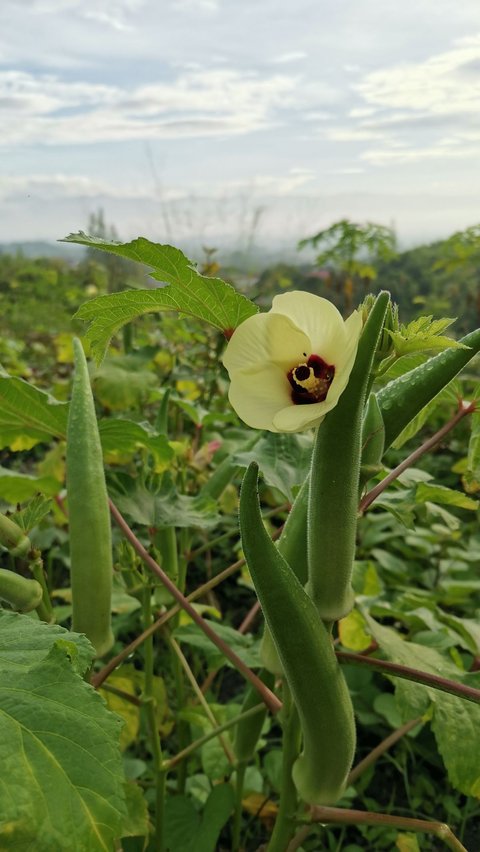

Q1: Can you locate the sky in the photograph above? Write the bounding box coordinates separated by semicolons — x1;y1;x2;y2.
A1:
2;0;480;255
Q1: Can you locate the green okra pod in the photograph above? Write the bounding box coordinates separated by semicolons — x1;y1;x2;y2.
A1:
0;512;31;558
240;462;356;805
66;338;114;657
378;326;480;451
359;393;386;490
233;667;275;764
307;292;390;622
260;473;309;674
0;568;43;612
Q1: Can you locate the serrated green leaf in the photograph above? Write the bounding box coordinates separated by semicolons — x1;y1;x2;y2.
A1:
98;419;174;468
233;432;313;502
0;467;61;504
0;631;127;851
387;316;465;358
64;233;257;363
415;482;479;511
0;610;93;676
0;375;67;450
12;494;54;533
111;473;221;529
363;614;480;796
174;622;261;670
392;385;455;449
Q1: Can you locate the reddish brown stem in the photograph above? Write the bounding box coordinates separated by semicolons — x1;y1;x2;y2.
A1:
347;716;423;785
336;650;480;705
360;399;475;514
306;806;467;851
107;498;282;715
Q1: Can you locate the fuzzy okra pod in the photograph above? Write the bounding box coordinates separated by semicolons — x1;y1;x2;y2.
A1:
233;667;275;764
66;338;114;657
260;473;309;674
377;326;480;451
307;292;390;622
240;462;356;805
0;568;43;612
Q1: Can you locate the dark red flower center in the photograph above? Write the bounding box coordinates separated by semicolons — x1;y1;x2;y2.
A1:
287;354;335;405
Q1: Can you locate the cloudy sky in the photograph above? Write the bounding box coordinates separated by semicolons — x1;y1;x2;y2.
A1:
2;0;480;254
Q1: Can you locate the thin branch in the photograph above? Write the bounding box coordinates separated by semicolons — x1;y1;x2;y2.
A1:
347;716;423;785
336;650;480;705
107;498;282;715
359;399;475;514
238;599;262;635
163;703;264;770
307;806;467;852
167;632;236;765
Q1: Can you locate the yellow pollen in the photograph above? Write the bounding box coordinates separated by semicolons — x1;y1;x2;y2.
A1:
293;364;318;391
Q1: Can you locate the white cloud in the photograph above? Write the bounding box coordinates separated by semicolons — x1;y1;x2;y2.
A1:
361;142;480;165
272;51;307;64
0;68;298;146
356;33;480;116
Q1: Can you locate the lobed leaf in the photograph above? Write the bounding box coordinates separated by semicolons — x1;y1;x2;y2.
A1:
0;613;129;850
0;375;67;450
64;233;258;363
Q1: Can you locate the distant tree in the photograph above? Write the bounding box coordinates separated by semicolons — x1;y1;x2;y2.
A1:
85;209;140;294
298;219;397;312
433;224;480;329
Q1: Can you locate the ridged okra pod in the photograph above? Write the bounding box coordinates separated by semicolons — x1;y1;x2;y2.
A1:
307;292;390;622
66;338;114;657
378;326;480;451
240;462;356;805
0;568;43;612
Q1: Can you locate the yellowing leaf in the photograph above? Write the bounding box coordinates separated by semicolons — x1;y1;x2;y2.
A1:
100;673;140;750
396;833;421;852
338;609;372;652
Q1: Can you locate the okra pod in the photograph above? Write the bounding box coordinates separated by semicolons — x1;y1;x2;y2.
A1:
260;473;309;674
378;326;480;451
0;568;43;612
240;463;356;805
233;667;275;764
0;512;31;558
66;338;114;657
307;292;390;622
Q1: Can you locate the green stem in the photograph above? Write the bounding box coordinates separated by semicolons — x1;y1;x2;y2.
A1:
163;703;264;770
232;761;246;852
30;555;54;623
267;685;300;852
142;586;166;852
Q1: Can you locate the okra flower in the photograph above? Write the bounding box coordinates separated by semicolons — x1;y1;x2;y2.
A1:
223;291;363;432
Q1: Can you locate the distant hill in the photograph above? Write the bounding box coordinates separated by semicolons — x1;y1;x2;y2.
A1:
0;241;85;260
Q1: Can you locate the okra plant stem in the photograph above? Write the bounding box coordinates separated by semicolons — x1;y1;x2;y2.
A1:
142;585;166;852
108;497;282;713
266;685;300;852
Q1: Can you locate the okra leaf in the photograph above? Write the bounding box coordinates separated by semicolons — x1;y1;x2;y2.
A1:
364;614;480;796
98;418;175;468
0;613;130;850
63;233;258;364
164;784;234;852
415;482;479;511
233;431;313;502
0;466;60;503
110;473;221;529
467;409;480;484
0;374;68;449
